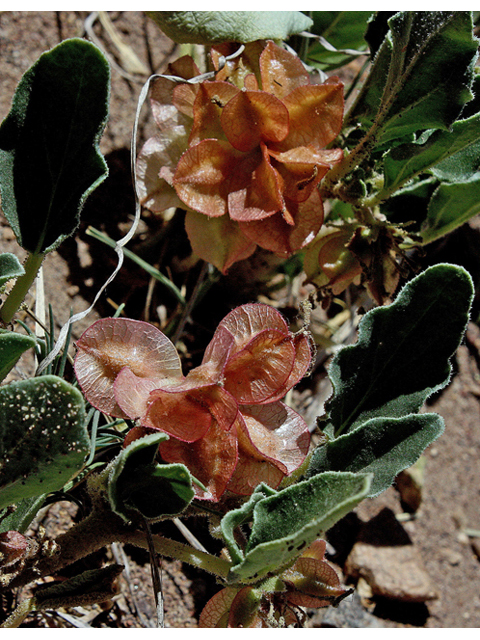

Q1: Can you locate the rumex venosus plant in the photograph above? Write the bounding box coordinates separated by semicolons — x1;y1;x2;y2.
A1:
0;10;479;629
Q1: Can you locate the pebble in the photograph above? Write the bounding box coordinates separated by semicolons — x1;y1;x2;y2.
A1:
345;508;438;603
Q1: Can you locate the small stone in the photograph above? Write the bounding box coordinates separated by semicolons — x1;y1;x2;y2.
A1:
345;508;438;603
439;549;462;566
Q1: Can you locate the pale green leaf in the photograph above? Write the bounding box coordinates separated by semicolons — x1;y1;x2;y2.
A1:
147;11;313;44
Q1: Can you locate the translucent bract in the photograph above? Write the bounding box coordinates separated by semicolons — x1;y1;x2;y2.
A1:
74;303;312;501
136;41;344;272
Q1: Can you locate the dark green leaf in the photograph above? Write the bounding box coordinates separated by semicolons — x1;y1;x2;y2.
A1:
0;329;36;383
381;112;480;196
324;264;473;437
307;413;444;497
348;12;478;145
0;253;24;287
34;564;123;610
147;11;312;44
220;484;277;566
0;495;46;534
108;432;195;521
0;375;89;510
0;38;110;254
227;472;371;584
421;178;480;244
305;12;371;71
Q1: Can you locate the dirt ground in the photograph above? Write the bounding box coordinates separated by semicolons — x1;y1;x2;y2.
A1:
1;11;480;628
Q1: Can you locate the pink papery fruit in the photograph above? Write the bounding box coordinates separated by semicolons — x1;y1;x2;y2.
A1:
74;318;183;417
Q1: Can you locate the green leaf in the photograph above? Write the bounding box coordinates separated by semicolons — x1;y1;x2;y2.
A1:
0;495;46;534
348;12;478;145
226;472;371;584
0;375;89;510
307;413;444;497
420;177;480;245
33;564;123;611
305;12;371;71
220;484;277;566
0;329;36;383
381;112;480;196
146;11;313;44
0;38;110;255
324;264;473;438
108;432;195;521
0;253;24;287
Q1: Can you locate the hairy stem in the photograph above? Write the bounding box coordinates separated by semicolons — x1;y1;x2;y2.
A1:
8;500;231;592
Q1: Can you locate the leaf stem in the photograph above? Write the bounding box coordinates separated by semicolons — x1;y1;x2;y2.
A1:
0;252;45;326
8;498;231;593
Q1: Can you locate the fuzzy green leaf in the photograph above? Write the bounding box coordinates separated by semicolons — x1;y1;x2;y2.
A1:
382;112;480;196
220;484;277;566
349;12;478;145
0;376;89;510
323;264;473;438
108;432;195;521
0;329;36;383
305;11;371;71
147;11;313;44
307;413;444;497
226;472;371;584
33;564;123;611
0;253;24;287
0;495;46;535
421;178;480;245
0;38;110;255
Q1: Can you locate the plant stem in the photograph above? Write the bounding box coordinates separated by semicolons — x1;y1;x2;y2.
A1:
0;597;35;628
0;252;45;325
8;501;231;592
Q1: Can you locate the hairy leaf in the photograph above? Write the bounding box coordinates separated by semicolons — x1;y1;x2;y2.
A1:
147;11;313;44
348;12;478;145
226;472;371;584
305;11;371;71
323;264;473;438
382;112;480;196
0;376;89;510
307;413;444;497
0;38;109;254
0;329;36;383
0;253;24;287
108;432;195;521
221;483;277;565
421;177;480;244
0;495;46;535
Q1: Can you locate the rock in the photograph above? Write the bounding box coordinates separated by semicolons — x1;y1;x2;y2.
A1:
345;508;438;603
439;548;462;566
309;590;385;628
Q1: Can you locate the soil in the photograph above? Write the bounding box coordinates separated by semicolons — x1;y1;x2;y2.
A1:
1;11;480;629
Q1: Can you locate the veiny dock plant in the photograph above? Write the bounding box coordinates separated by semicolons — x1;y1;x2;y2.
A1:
0;11;479;628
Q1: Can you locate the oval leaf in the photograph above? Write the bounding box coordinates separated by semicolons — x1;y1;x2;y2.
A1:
226;471;372;584
0;38;110;254
0;375;89;510
108;432;195;521
147;11;313;44
0;329;36;383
